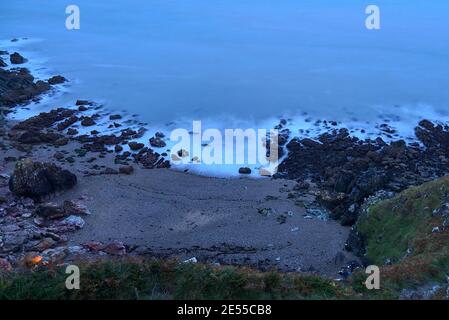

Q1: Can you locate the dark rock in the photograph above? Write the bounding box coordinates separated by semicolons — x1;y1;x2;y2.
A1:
293;181;310;191
47;75;66;85
114;145;123;153
109;114;122;120
149;136;166;148
35;202;67;219
103;167;118;175
53;152;65;160
318;190;347;210
238;167;252;174
119;165;134;175
67;128;78;135
12;108;76;131
10;52;27;64
16;130;64;145
80;117;96;126
9;158;77;199
57;115;79;131
0;68;51;107
53;137;69;147
345;227;367;258
133;149;169;169
76;100;91;106
4;156;17;163
128;141;144;151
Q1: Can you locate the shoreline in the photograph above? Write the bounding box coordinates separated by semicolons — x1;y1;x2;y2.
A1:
1;48;358;277
2;45;449;280
4;38;449;178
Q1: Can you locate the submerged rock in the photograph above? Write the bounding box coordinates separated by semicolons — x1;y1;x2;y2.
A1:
149;136;166;148
81;116;96;126
128;141;144;151
76;99;92;106
47;75;66;85
10;52;27;64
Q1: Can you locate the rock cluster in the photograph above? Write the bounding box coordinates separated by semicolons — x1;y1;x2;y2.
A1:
0;67;50;108
277;122;449;226
0;167;131;271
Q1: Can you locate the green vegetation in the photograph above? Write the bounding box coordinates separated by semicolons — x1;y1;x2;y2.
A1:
354;176;449;297
0;259;356;300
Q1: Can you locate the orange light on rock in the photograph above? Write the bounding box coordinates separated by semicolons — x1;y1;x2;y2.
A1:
30;256;43;265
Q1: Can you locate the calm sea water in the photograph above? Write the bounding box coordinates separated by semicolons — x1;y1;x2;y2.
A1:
1;0;449;128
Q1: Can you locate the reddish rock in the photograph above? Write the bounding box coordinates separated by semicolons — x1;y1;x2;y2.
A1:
104;241;126;256
63;200;91;215
83;241;106;252
0;258;12;272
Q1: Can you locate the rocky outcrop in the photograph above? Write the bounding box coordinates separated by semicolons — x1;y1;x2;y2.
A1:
10;52;27;64
0;68;50;108
9;159;77;199
277;122;449;226
9;108;77;146
133;148;170;169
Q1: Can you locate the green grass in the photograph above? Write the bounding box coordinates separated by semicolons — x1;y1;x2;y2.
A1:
355;176;449;293
0;258;355;300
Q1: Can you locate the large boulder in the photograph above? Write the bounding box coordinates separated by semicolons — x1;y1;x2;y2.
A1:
9;159;77;199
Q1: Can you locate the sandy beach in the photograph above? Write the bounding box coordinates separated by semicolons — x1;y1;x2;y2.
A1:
0;118;355;276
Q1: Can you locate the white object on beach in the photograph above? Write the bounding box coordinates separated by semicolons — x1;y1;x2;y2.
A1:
183;257;198;264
